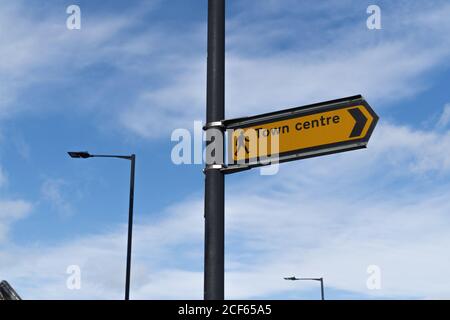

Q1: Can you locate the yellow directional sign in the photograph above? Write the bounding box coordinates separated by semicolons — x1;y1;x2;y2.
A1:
224;95;378;170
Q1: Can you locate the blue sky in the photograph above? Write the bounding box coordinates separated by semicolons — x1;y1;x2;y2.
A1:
1;0;450;299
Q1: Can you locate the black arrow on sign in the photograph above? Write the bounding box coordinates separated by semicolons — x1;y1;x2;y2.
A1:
348;107;368;138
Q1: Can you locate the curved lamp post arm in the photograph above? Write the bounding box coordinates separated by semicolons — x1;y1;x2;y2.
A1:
284;276;325;300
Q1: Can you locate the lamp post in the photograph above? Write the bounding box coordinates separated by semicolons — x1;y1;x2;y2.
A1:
284;276;325;300
68;151;135;300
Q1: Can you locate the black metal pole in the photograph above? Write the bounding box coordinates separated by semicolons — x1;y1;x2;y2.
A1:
204;0;225;300
125;154;135;300
320;278;324;300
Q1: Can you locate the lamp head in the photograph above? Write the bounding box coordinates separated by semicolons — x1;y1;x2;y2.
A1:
68;151;91;159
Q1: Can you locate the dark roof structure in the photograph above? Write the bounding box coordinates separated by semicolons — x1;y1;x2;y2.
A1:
0;280;22;300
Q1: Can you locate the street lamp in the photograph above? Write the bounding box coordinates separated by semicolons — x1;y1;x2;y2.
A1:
284;276;325;300
68;151;136;300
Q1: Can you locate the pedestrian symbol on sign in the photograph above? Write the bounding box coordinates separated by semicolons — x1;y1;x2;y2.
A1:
234;130;250;156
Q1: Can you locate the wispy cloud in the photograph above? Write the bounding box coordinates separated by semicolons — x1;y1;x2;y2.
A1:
0;0;158;118
0;199;204;299
2;112;450;298
121;0;450;138
437;103;450;129
0;200;32;243
0;165;7;188
1;0;450;301
40;178;73;217
1;1;450;138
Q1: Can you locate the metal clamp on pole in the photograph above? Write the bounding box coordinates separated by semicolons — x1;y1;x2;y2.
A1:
220;164;251;174
203;120;225;131
203;164;226;174
203;121;226;174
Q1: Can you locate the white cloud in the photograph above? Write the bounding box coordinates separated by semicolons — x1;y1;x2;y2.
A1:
0;200;32;243
1;0;449;139
121;1;450;139
2;117;450;299
41;178;73;217
1;0;450;300
377;124;450;174
0;166;7;188
0;0;159;118
437;104;450;129
0;199;204;299
119;59;206;138
222;178;450;299
12;135;30;160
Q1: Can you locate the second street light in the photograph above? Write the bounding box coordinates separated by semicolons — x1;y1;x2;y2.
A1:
284;276;325;300
68;151;136;300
